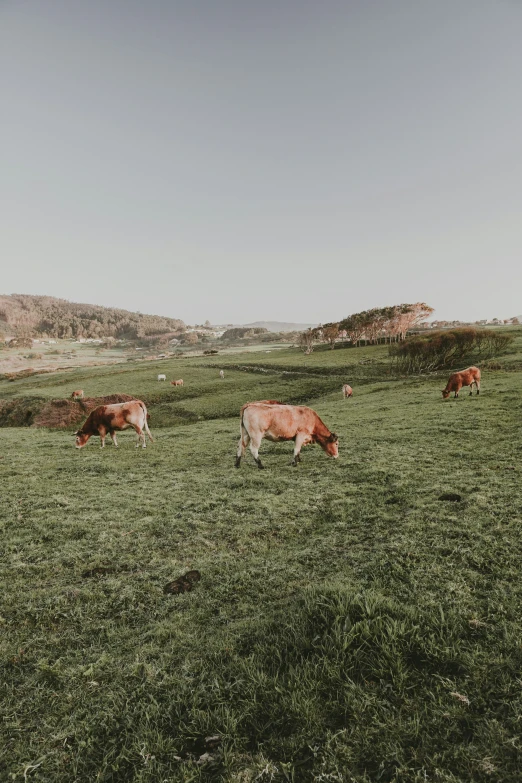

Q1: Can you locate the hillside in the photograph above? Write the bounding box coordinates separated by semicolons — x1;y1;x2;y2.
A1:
0;294;184;340
239;320;318;332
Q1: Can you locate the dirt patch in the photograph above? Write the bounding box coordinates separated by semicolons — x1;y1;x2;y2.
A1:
0;393;138;429
0;397;47;427
1;368;42;382
438;492;462;502
33;394;137;429
164;569;201;595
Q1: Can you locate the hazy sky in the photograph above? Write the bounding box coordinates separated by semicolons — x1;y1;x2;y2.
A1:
1;0;521;324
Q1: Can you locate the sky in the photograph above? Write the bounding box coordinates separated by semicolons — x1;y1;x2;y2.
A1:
1;0;521;325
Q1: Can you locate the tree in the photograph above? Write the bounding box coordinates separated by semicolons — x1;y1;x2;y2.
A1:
298;328;315;354
339;303;434;345
319;323;340;349
393;303;435;341
183;331;199;345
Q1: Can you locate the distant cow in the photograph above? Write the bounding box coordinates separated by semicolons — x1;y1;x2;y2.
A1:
235;401;338;469
342;384;353;398
442;366;481;399
219;370;225;379
171;379;184;386
157;374;167;381
75;400;154;449
71;389;84;400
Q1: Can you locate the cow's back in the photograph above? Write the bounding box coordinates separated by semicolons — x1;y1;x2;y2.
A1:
242;403;317;436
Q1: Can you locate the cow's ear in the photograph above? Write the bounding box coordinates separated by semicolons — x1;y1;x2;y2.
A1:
331;433;338;442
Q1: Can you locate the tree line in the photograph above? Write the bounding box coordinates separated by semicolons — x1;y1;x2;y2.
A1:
298;303;434;353
0;294;185;340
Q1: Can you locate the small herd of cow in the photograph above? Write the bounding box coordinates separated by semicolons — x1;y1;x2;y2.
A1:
72;366;482;465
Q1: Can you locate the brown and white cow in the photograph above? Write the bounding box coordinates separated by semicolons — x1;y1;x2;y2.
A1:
71;389;84;400
75;400;154;449
342;384;353;398
235;401;338;469
171;379;184;386
442;366;481;399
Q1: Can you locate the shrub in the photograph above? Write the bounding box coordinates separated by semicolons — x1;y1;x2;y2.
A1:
390;328;514;373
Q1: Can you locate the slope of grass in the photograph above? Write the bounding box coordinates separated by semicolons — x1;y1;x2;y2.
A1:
2;343;522;781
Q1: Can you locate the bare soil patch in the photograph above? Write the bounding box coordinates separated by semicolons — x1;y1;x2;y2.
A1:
0;393;137;428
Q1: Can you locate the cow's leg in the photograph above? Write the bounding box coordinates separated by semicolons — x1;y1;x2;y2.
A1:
133;425;146;448
99;426;107;448
110;431;118;447
235;424;250;467
469;383;473;396
248;433;264;469
476;379;480;395
291;433;306;466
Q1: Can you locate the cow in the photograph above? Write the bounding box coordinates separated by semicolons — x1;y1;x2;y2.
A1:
157;374;167;381
235;401;338;469
219;370;225;379
171;379;184;386
442;366;481;399
342;384;353;398
75;400;154;449
71;389;84;401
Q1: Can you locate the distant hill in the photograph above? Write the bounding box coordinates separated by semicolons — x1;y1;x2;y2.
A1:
238;321;318;333
0;294;185;340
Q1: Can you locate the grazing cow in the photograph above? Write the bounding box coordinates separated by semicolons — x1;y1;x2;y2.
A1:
157;374;167;381
171;379;184;386
71;389;84;401
219;370;225;379
342;384;353;398
75;400;154;449
235;401;338;469
442;366;481;399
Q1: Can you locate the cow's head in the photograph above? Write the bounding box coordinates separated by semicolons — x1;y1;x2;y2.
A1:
74;430;90;449
441;389;450;399
321;432;339;458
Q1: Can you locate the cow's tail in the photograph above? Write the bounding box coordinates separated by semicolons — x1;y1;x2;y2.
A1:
239;403;250;442
139;401;154;442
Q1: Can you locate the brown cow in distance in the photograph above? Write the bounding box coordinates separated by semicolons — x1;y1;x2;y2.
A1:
342;384;353;398
171;379;184;386
71;389;84;400
442;366;481;399
75;400;153;449
235;401;338;469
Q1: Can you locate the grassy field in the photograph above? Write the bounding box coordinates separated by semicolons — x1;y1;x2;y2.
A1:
2;338;522;781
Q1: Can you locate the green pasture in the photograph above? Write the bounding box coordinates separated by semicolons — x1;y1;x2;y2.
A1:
1;341;522;781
